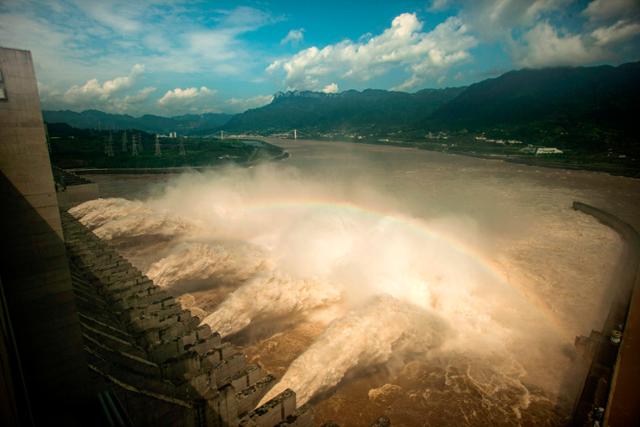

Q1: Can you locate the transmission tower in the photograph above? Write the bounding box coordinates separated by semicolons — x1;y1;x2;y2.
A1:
293;129;297;140
104;131;114;157
131;133;139;156
178;137;186;156
122;130;128;152
154;134;161;157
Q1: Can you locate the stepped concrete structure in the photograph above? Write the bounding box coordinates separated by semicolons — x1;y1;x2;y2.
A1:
53;166;99;209
62;212;312;426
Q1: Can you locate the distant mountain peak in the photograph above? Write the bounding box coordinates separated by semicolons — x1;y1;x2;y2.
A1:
273;90;336;101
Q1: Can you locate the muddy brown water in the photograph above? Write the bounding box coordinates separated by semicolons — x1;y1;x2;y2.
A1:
82;139;640;426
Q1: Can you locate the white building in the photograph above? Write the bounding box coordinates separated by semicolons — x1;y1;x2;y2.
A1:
536;147;563;155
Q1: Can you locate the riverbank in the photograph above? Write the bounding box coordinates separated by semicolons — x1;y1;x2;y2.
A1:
266;137;639;179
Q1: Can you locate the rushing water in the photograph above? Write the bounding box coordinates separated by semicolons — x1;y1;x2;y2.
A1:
77;139;640;426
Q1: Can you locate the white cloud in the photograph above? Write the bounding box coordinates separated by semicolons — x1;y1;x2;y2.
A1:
437;0;572;40
428;0;452;12
267;13;476;91
512;22;603;67
583;0;640;23
63;64;144;103
225;94;274;112
1;2;279;89
438;0;639;69
158;86;214;106
106;87;157;113
592;20;640;46
187;30;240;62
216;6;278;29
155;86;219;114
73;1;141;33
509;0;640;69
40;65;156;113
322;82;339;93
122;86;156;104
281;28;304;45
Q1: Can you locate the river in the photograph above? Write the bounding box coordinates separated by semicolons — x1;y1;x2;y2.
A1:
79;138;640;426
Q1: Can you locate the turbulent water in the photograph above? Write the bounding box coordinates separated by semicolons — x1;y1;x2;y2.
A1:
73;139;640;426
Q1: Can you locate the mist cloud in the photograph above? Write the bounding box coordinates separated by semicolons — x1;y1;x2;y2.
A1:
69;163;574;407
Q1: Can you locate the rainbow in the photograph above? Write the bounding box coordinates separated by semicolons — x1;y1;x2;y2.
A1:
241;197;571;340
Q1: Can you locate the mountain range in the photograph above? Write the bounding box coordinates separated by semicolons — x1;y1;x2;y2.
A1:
42;110;233;135
222;87;465;132
43;61;640;152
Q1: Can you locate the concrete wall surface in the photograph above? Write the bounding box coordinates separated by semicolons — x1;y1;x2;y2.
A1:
0;46;90;426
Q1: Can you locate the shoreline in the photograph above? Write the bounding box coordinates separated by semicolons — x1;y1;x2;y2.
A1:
265;137;640;179
67;151;289;175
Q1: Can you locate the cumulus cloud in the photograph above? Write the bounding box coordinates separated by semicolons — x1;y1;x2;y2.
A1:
267;13;476;91
441;0;640;68
512;15;640;68
511;23;599;68
158;86;215;105
591;20;640;46
428;0;571;41
155;86;218;113
281;28;305;45
322;82;339;94
62;64;144;105
583;0;640;22
1;2;279;103
114;86;157;111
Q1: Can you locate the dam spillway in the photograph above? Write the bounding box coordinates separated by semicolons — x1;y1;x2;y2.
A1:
61;211;312;426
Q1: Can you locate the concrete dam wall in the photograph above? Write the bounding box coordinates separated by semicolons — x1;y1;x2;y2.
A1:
61;211;312;426
571;201;640;426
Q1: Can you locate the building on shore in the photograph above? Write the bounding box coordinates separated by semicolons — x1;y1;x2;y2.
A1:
536;147;564;155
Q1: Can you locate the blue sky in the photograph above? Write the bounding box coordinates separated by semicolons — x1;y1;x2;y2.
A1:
1;0;639;115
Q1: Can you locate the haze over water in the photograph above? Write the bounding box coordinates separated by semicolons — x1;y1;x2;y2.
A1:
74;140;640;426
